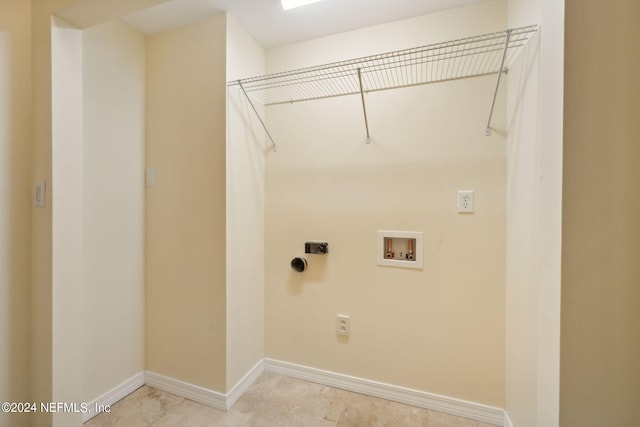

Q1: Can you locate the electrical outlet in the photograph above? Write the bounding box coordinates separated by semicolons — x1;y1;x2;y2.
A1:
336;314;350;337
457;190;474;213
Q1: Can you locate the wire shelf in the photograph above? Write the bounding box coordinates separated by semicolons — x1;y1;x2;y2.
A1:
229;25;538;147
229;25;538;106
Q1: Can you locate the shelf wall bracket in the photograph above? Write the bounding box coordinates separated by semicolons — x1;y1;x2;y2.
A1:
238;81;277;152
357;68;373;144
485;29;512;136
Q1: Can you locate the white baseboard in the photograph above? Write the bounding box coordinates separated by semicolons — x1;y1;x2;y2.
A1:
226;359;264;408
144;370;227;410
504;411;514;427
144;359;264;411
264;358;504;426
84;360;506;426
83;371;145;422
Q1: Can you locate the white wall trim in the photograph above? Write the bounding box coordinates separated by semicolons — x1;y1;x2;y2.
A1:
226;359;265;409
503;411;514;427
144;360;264;412
86;362;505;425
144;371;227;410
264;358;504;426
83;371;145;422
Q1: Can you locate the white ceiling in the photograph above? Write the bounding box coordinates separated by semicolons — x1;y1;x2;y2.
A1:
121;0;487;48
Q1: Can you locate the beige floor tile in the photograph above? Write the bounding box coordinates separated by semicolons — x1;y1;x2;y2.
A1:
336;393;429;427
428;409;495;427
84;386;187;427
234;374;341;426
428;410;462;427
150;398;227;427
84;375;500;427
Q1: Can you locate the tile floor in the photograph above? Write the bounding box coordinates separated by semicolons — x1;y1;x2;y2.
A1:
84;373;498;427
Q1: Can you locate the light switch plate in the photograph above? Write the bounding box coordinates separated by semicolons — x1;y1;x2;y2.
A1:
34;180;46;208
146;168;157;187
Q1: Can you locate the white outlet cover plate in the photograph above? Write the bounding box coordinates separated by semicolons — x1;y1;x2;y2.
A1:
337;314;350;336
457;190;474;213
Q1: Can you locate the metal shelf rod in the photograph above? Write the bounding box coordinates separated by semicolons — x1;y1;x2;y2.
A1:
357;68;372;143
238;81;277;151
485;29;512;136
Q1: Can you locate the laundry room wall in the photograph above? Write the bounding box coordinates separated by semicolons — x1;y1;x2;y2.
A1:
561;1;640;425
51;15;84;426
0;1;32;426
505;0;564;425
225;14;267;390
82;19;146;404
145;13;228;392
264;0;508;407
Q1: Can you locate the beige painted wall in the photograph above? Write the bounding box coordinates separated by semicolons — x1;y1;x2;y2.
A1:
265;0;507;407
225;14;266;389
82;19;146;402
23;3;640;427
51;15;84;426
505;0;563;425
31;3;66;426
561;1;640;425
0;1;32;426
51;15;147;426
32;2;169;425
145;13;228;392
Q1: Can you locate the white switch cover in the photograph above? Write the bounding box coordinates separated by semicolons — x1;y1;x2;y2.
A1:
34;180;46;208
457;190;474;213
146;168;157;187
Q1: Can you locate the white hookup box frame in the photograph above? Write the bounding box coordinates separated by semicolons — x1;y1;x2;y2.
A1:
376;230;424;269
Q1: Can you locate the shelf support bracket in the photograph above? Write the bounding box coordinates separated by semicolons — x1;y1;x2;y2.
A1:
238;81;277;152
485;29;512;136
357;68;372;143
